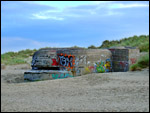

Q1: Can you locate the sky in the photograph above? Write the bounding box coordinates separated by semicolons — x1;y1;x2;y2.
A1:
1;1;149;54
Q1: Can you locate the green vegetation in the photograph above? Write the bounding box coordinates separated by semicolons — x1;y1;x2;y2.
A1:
1;49;37;65
130;53;149;71
90;35;149;52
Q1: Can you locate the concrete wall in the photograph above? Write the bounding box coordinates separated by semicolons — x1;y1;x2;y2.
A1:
109;47;140;72
109;48;129;72
24;70;73;81
56;49;112;75
128;48;140;66
24;47;140;81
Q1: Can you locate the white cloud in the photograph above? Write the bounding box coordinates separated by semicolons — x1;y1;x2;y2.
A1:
31;13;64;20
109;3;149;9
93;1;114;4
29;2;148;21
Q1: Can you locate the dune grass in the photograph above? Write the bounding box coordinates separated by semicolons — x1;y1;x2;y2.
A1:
98;35;149;52
130;53;149;71
1;49;37;65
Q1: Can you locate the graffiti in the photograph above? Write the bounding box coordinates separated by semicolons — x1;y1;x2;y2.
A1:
119;61;128;72
112;61;128;72
84;67;91;73
59;56;73;67
84;66;96;74
88;66;95;72
104;59;112;72
96;61;106;73
52;73;73;79
130;58;136;64
120;61;126;67
51;59;58;66
57;53;75;70
75;55;86;66
94;59;112;73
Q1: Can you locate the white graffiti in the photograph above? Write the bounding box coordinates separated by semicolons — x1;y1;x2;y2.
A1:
59;56;73;67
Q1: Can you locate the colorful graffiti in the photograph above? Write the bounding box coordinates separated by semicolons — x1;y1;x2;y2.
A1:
88;66;95;73
57;53;75;71
96;61;106;73
84;59;112;73
52;73;73;79
94;59;112;73
104;59;112;72
84;66;96;74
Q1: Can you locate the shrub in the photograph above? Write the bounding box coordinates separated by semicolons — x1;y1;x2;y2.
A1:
137;53;149;68
130;53;149;71
130;63;142;71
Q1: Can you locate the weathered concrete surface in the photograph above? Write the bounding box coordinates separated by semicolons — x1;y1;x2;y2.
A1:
26;48;112;81
31;48;112;69
109;47;140;72
128;48;140;66
109;48;129;72
24;47;140;81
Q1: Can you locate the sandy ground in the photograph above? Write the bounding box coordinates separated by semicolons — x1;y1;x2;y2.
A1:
1;65;149;112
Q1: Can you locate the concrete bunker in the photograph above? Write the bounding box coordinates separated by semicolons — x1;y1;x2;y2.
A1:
24;47;139;81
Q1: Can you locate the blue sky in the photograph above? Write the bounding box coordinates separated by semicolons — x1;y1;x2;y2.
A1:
1;1;149;54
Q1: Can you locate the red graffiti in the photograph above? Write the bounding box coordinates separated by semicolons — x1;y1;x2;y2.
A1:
120;61;126;67
130;58;136;64
88;66;94;69
52;59;58;66
88;66;95;72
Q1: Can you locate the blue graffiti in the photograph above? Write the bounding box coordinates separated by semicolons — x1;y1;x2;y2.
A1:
52;73;73;79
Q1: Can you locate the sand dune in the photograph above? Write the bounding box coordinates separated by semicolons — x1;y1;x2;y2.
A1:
1;65;149;112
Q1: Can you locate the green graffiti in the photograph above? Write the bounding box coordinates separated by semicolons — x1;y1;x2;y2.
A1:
52;73;73;79
96;61;105;73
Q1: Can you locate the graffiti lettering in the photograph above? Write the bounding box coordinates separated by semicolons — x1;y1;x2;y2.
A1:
57;53;75;71
59;56;73;67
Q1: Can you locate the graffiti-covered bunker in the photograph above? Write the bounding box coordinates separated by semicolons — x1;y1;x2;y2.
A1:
24;47;139;81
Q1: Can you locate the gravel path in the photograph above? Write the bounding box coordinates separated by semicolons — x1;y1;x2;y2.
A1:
1;68;149;112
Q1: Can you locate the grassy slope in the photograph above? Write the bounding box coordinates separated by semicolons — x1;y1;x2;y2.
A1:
1;49;37;65
130;53;149;71
99;35;149;52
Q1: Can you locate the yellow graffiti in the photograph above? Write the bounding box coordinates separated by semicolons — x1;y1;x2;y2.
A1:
84;67;91;74
105;61;111;70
